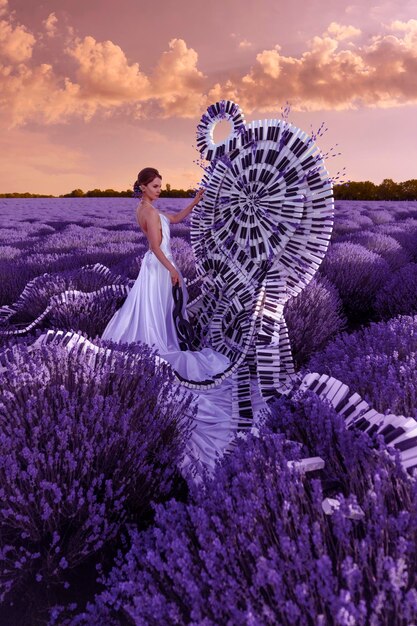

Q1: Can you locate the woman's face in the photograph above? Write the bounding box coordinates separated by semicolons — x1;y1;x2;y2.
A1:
143;176;162;201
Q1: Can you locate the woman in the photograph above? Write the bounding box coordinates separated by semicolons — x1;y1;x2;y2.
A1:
101;167;230;382
101;168;246;479
133;167;196;288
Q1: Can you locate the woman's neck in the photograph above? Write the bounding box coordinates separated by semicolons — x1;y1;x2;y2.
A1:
140;198;154;208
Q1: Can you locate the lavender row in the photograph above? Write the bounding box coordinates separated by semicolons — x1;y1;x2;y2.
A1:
0;337;195;624
68;392;417;626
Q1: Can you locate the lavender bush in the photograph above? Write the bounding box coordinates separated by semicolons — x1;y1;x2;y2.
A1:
71;393;417;626
284;274;347;367
110;246;148;280
338;231;412;271
377;220;417;261
307;314;417;418
169;222;192;242
0;259;49;309
355;214;374;228
364;208;394;225
0;338;194;623
374;263;417;320
318;242;392;324
0;246;21;260
331;218;362;238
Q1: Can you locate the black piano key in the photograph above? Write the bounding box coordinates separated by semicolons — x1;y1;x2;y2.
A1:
314;381;329;396
366;424;380;437
354;417;370;432
306;377;320;392
335;396;350;413
394;436;417;452
380;425;405;444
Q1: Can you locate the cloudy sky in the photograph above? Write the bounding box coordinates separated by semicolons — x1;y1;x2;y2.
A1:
1;0;417;194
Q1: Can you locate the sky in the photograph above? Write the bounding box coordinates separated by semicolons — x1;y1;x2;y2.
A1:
1;0;417;195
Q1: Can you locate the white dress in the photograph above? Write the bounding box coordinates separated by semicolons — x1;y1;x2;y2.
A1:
102;213;230;381
102;212;258;480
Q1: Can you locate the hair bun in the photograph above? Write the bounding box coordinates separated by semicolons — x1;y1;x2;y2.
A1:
133;179;142;197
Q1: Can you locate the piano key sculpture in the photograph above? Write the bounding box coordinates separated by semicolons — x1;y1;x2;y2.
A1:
294;372;417;477
182;99;334;425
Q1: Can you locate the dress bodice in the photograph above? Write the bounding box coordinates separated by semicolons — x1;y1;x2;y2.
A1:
141;212;172;260
158;213;172;255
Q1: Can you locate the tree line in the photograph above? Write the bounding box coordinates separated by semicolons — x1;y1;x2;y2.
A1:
1;179;417;200
59;184;197;198
333;178;417;201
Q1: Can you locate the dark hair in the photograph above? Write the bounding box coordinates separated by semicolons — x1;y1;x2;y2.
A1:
133;167;162;197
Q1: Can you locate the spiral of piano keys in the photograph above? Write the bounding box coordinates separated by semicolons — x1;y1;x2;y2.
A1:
186;99;336;426
294;371;417;476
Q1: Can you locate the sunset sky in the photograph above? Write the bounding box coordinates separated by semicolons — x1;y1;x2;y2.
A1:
1;0;417;195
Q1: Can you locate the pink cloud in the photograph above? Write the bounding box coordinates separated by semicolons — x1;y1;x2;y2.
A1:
324;22;361;40
1;11;417;129
0;52;98;129
43;12;58;39
65;35;150;101
151;38;207;117
0;16;35;63
238;39;253;49
209;20;417;113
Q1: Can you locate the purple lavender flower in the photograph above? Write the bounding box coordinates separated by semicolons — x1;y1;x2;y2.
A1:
374;263;417;319
0;338;194;620
319;242;392;324
284;273;347;368
74;393;417;625
307;314;417;418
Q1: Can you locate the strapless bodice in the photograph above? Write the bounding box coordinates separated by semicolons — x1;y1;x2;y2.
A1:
143;212;172;259
159;213;172;254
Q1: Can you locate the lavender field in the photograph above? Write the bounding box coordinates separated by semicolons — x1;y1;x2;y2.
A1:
1;198;417;625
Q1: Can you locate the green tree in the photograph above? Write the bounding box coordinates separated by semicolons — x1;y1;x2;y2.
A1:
399;179;417;200
378;178;400;201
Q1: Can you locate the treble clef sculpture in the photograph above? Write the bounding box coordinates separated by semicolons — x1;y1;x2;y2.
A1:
181;99;334;426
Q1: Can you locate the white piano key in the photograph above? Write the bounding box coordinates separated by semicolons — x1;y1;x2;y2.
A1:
298;372;321;392
398;450;417;469
337;392;364;415
327;383;352;409
322;497;365;520
287;456;325;473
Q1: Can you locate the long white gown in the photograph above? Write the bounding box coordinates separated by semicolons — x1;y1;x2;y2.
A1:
102;213;230;382
102;212;265;480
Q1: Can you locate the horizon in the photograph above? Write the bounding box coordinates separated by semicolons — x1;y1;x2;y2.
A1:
2;177;417;198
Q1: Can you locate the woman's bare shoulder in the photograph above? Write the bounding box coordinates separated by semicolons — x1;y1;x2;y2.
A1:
137;204;160;228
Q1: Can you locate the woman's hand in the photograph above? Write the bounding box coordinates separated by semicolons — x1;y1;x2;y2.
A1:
170;268;180;286
172;188;205;224
192;188;205;206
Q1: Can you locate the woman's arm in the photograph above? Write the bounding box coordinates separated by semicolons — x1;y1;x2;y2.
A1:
146;211;180;284
164;188;205;224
